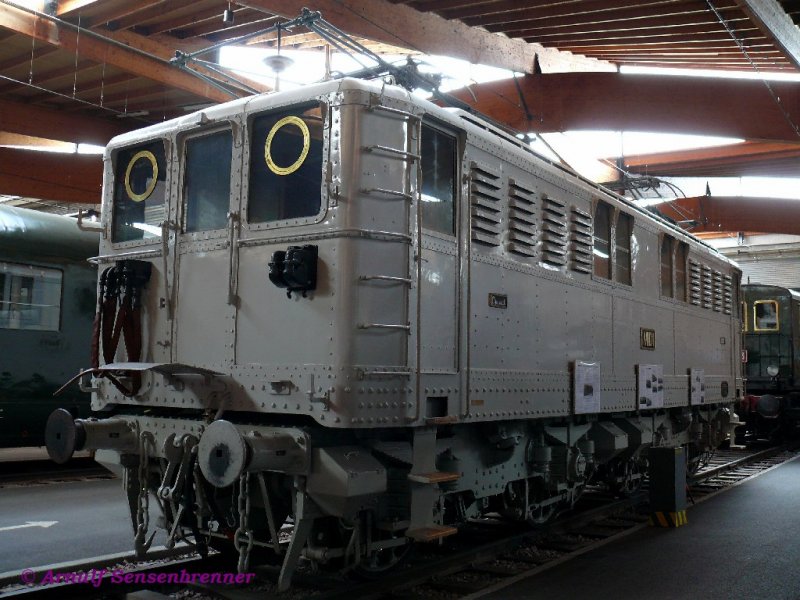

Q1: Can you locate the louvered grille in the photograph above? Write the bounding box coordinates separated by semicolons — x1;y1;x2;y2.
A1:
712;270;723;312
506;178;537;257
689;260;702;306
540;195;568;268
569;207;592;274
469;162;502;246
723;275;733;315
702;265;713;309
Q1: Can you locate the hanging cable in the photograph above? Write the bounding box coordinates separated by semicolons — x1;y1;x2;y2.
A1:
706;0;800;139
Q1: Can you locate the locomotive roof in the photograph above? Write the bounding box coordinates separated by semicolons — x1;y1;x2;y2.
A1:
742;283;800;300
106;77;736;271
0;205;99;263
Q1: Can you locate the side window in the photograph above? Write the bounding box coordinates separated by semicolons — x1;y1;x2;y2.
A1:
615;211;632;285
674;242;688;302
593;200;612;279
0;262;62;331
754;300;779;331
248;104;324;224
660;235;674;297
183;130;232;233
742;301;748;331
420;123;456;236
112;140;167;242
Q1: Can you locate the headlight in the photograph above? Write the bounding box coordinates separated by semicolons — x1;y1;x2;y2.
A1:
767;364;780;377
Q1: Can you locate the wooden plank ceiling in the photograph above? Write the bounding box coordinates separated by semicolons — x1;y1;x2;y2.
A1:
2;0;800;218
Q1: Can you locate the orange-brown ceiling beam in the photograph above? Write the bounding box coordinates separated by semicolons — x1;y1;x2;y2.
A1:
56;0;101;16
0;147;101;204
457;72;800;141
655;195;800;235
237;0;615;73
0;2;235;103
0;98;128;145
0;132;76;150
622;141;800;177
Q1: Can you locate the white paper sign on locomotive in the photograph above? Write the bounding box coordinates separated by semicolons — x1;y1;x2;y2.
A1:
690;368;705;406
638;364;664;409
574;361;601;414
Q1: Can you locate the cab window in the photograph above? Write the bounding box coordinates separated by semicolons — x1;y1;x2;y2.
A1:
615;211;632;285
183;130;232;232
112;140;167;242
420;123;456;236
674;242;688;302
248;104;324;224
593;200;612;279
660;236;674;297
754;300;779;331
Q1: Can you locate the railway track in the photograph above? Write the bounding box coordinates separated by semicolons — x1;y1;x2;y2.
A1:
1;444;795;600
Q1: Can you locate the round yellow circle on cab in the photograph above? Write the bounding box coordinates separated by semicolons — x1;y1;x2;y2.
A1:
264;116;310;176
124;150;159;202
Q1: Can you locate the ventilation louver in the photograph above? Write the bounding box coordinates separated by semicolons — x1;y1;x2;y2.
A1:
540;195;568;268
689;259;702;306
507;178;537;257
469;162;502;246
569;207;592;274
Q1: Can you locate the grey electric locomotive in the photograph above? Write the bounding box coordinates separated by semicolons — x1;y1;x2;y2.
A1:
46;78;741;588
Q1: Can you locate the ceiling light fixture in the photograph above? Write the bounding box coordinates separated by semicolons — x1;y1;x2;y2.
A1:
223;2;234;24
262;25;294;91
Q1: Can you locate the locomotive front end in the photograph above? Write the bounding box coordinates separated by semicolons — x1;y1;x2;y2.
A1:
46;79;424;587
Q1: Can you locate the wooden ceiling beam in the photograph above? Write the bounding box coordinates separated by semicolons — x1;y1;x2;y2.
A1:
0;3;235;102
453;72;800;141
181;15;279;42
21;72;133;104
520;25;761;46
454;0;736;26
0;45;59;74
0;58;96;94
568;39;772;51
0;132;76;150
105;0;207;32
95;27;271;94
655;195;800;235
237;0;616;73
144;5;239;36
622;141;800;176
0;97;128;145
735;0;800;70
82;1;167;28
504;15;751;39
57;0;103;17
0;147;102;204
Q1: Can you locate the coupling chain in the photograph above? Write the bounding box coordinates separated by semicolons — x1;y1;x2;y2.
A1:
234;472;254;573
135;430;156;556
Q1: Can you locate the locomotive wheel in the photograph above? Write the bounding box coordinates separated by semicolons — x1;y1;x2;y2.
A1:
608;459;644;497
526;481;559;526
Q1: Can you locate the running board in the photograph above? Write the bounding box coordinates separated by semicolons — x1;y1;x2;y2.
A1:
406;525;458;542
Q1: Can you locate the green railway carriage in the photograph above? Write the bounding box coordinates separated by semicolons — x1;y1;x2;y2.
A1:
740;283;800;440
0;205;97;447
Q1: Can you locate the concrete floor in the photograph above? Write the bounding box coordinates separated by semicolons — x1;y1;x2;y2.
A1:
481;455;800;600
0;478;165;574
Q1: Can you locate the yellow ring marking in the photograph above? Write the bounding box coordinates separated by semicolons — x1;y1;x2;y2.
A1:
265;116;310;176
124;150;159;202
